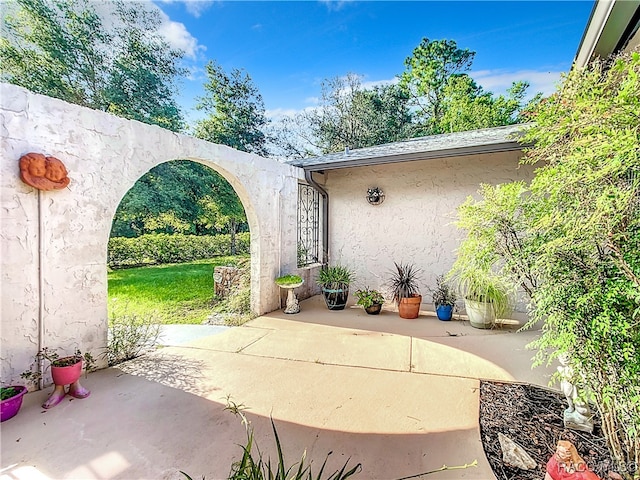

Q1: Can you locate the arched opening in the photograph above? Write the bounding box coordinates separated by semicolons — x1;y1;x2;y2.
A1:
106;158;255;362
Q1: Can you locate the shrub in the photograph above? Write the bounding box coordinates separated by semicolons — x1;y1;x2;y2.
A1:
108;233;250;268
448;49;640;476
106;311;161;366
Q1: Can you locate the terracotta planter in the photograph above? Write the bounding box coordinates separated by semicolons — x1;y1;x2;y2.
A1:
1;386;27;422
398;295;422;319
51;357;82;385
364;303;383;315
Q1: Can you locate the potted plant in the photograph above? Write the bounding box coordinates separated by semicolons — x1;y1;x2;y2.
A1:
1;385;28;422
430;275;457;321
22;347;96;409
354;287;385;315
454;270;511;329
275;274;304;314
317;265;355;310
389;262;422;319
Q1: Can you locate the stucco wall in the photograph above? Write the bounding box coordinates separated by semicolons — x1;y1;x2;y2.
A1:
0;83;301;384
322;151;535;316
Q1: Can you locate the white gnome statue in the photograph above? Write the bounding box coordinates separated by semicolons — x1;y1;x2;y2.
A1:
557;353;594;433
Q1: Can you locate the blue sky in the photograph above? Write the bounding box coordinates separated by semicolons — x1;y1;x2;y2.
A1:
151;1;595;122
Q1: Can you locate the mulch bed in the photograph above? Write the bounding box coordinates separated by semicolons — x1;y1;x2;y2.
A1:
479;381;618;480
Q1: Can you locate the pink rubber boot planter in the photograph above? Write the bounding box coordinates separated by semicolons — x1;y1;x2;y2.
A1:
42;359;90;409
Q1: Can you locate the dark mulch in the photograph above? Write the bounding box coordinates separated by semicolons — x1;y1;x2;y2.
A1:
479;381;618;480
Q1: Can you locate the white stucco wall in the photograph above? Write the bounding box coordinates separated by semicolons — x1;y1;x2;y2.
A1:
322;151;535;315
0;83;300;384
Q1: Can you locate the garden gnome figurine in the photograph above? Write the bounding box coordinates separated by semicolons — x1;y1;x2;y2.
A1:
544;440;601;480
558;353;594;433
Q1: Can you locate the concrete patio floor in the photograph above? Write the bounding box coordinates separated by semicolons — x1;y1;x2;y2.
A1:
1;296;555;480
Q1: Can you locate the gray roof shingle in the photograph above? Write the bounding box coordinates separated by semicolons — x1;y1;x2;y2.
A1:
288;123;532;171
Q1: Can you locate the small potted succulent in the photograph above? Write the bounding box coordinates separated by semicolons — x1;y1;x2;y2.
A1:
354;287;385;315
430;275;457;321
22;347;96;409
317;265;355;310
388;262;422;319
1;385;28;422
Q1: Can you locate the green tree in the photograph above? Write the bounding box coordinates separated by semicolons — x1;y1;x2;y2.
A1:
270;73;412;157
399;38;538;135
399;38;475;134
440;77;537;133
194;61;268;156
449;49;640;475
198;182;247;255
111;161;247;243
1;0;185;131
312;73;412;153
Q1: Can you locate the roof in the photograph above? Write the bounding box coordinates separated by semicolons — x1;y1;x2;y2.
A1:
575;0;640;68
289;123;532;172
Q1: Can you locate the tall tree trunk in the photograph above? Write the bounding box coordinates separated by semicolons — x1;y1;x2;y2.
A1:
229;218;237;255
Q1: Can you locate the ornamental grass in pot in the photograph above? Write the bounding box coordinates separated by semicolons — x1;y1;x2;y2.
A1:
317;265;355;310
389;262;422;319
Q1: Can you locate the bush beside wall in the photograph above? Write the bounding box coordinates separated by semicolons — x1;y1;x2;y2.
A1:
108;233;250;268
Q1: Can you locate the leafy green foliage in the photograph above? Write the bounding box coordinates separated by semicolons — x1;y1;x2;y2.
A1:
111;160;248;240
400;37;475;133
21;347;96;385
270;74;412;157
354;287;384;308
316;265;355;290
213;398;362;480
108;257;247;324
1;0;184;131
314;74;412;153
399;38;537;135
1;387;21;401
449;49;640;475
106;310;161;366
108;233;250;268
275;275;303;286
430;275;457;307
194;61;269;157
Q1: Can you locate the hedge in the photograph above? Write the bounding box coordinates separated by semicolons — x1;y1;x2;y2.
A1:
108;233;250;268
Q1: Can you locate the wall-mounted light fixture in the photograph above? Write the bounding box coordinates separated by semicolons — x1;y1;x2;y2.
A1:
366;187;385;205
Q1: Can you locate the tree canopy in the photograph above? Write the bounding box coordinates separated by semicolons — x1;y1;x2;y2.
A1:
1;0;185;131
193;61;269;157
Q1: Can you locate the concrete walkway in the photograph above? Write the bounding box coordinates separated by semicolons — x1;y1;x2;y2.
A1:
0;296;554;480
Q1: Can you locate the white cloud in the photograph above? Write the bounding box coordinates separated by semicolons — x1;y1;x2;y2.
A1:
360;78;398;90
157;10;204;59
157;0;216;18
319;0;354;12
183;0;216;18
471;69;566;98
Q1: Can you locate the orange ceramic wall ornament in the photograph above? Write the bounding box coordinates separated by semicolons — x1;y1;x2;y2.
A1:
19;153;70;190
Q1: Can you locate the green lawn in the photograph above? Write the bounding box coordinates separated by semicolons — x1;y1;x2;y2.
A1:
108;256;248;324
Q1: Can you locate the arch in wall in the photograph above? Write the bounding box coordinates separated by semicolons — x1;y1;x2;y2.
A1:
0;84;301;383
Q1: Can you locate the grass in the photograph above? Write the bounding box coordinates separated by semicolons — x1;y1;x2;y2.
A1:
108;255;248;325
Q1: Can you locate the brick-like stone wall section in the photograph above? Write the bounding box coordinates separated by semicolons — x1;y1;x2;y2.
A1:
0;83;303;384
